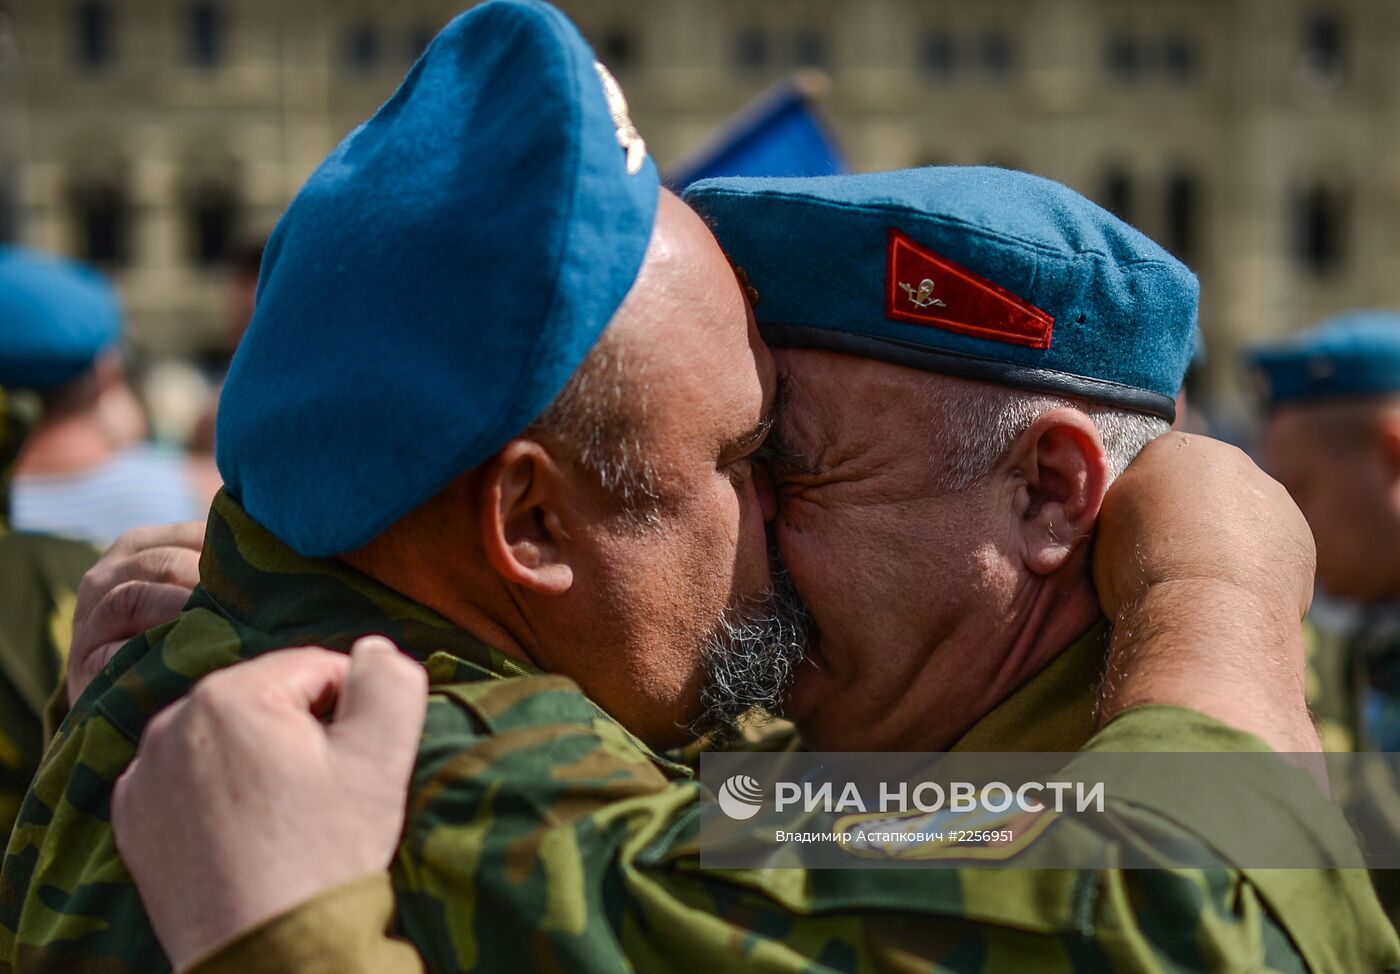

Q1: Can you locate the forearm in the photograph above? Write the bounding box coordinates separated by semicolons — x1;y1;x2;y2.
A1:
1100;577;1319;754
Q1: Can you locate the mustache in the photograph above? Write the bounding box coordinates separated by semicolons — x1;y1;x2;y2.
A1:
687;533;814;742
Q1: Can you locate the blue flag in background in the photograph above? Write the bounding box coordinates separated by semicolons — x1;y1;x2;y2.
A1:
666;73;847;190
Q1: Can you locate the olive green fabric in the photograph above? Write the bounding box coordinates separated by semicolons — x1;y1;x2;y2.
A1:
183;873;421;974
3;492;1397;973
949;620;1106;753
0;533;93;849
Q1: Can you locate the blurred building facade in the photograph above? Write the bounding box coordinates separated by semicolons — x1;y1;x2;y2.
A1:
3;0;1400;419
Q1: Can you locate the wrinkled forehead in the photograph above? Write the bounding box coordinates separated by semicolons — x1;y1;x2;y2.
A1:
771;347;935;455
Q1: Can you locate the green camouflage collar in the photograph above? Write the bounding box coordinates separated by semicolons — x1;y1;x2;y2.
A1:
200;490;535;681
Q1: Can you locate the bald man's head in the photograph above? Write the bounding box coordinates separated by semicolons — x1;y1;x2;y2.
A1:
348;189;802;748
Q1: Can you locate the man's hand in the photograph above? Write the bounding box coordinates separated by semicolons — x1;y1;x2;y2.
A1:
1093;433;1320;753
70;522;204;705
112;637;428;972
1094;432;1314;625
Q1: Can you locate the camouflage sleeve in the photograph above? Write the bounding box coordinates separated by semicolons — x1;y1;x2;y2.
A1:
387;687;1395;973
183;873;423;974
177;695;1398;974
1081;705;1400;973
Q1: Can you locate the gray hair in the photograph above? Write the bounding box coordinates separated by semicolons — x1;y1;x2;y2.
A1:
527;336;664;527
919;378;1171;492
688;532;812;741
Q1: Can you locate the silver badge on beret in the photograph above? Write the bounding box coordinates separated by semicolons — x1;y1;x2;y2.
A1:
595;61;647;176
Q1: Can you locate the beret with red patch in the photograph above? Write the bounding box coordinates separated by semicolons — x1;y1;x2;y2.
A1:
684;167;1198;421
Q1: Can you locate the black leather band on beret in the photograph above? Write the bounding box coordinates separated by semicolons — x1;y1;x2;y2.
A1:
761;322;1178;423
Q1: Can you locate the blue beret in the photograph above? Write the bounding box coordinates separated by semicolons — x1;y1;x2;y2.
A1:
1246;311;1400;409
684;167;1198;420
217;0;659;557
0;246;121;391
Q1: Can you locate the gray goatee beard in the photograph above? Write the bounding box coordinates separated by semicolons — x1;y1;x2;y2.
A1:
688;540;812;743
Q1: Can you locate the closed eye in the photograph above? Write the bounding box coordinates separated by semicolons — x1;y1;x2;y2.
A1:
757;430;821;481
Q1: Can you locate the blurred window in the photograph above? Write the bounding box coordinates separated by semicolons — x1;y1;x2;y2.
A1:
187;179;238;268
1161;34;1197;84
793;29;828;70
407;25;434;61
1301;9;1345;84
73;1;114;69
1292;181;1347;276
184;1;225;69
980;31;1015;80
918;31;956;80
732;28;768;74
1101;167;1133;223
1164;169;1200;263
70;178;130;266
599;27;636;71
1103;33;1140;82
344;22;379;73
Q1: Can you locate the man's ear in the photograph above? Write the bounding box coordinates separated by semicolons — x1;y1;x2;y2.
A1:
478;439;575;596
1006;408;1110;576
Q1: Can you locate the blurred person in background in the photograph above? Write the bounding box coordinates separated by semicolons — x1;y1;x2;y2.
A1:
1249;310;1400;923
1249;312;1400;751
0;393;92;849
0;249;108;847
2;248;207;547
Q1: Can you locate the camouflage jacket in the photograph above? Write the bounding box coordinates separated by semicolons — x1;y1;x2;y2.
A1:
3;492;1397;974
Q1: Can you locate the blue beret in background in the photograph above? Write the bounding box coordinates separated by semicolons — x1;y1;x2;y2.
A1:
217;0;660;557
0;246;122;392
1246;311;1400;409
685;167;1198;420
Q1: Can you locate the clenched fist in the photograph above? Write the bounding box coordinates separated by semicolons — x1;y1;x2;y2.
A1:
113;637;428;971
1093;432;1319;754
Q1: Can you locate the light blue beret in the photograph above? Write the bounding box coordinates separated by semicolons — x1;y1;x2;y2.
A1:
0;246;121;391
217;0;659;557
684;167;1198;420
1246;311;1400;409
